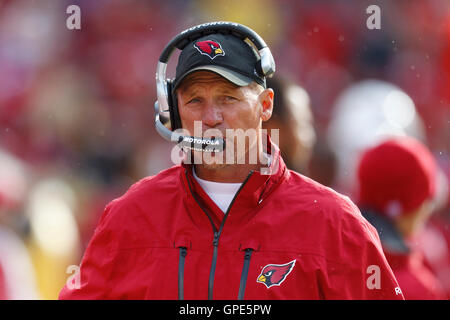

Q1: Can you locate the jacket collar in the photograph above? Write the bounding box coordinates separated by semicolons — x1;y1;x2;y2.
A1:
180;135;288;228
361;208;410;255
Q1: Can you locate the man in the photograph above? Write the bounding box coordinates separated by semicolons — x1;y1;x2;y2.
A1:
357;137;446;299
59;23;403;300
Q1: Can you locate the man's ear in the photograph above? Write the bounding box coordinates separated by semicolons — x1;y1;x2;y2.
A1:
260;88;274;121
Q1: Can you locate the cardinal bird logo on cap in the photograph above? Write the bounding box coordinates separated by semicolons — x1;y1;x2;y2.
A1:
257;260;296;288
194;40;225;59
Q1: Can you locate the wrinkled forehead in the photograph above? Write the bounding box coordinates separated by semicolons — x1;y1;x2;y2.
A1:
177;70;239;93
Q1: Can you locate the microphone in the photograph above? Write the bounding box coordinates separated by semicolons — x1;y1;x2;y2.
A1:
154;102;225;153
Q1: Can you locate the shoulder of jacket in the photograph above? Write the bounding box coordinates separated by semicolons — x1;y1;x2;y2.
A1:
116;164;181;201
286;170;378;239
97;165;183;228
286;171;361;217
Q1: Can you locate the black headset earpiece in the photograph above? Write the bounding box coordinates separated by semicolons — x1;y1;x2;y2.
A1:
255;60;265;78
166;80;182;130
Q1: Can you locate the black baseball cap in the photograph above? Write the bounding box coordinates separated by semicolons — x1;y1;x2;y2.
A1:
173;33;266;90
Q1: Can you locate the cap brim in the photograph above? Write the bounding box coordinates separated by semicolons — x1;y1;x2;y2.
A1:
173;65;253;90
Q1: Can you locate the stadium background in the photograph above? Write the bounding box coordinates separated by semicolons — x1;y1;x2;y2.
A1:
0;0;449;299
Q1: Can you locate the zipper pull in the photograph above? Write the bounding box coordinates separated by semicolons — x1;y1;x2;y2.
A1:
244;248;252;260
212;232;219;247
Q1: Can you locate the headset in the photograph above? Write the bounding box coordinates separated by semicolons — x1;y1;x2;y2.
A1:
154;21;276;152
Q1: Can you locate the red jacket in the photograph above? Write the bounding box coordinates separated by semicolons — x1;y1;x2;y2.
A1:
59;143;403;300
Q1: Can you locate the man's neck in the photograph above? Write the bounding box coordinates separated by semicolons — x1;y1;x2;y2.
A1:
195;143;271;182
194;162;261;183
191;137;272;183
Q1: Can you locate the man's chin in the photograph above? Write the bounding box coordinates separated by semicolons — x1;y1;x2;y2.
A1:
193;150;228;169
199;162;229;171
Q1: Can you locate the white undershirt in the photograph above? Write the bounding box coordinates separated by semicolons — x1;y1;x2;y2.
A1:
192;168;242;213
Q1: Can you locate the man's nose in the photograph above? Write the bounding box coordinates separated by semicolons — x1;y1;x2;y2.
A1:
201;101;223;128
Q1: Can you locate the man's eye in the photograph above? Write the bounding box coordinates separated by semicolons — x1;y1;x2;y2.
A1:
187;98;200;104
224;96;237;101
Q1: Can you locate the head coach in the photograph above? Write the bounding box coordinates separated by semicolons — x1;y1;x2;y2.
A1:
59;22;404;300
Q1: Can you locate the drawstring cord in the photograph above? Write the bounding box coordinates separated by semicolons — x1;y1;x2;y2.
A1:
178;247;188;300
178;246;255;300
237;248;254;300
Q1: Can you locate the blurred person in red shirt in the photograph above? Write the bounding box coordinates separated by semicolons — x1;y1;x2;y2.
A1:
415;166;450;299
0;149;39;299
357;136;447;299
417;213;450;299
0;263;6;300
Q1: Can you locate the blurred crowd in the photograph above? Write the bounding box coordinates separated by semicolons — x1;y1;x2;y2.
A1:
0;0;449;299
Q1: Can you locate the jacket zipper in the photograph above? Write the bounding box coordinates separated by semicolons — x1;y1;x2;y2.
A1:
178;246;187;300
185;169;254;300
208;232;219;300
237;248;253;300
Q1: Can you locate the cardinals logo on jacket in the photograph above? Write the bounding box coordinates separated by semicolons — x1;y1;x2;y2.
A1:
257;260;296;288
194;40;225;59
